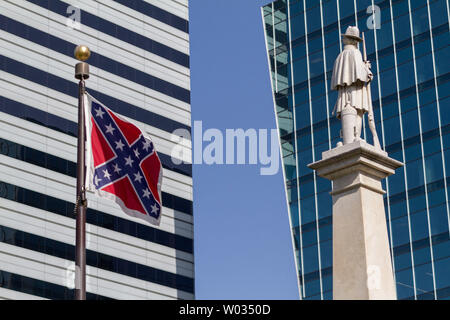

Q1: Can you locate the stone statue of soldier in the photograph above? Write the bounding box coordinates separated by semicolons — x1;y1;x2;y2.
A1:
331;26;380;149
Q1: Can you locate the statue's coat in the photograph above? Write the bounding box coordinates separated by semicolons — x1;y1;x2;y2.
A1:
331;46;373;118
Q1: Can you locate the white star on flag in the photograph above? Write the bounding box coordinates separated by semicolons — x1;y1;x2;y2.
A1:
112;163;122;174
95;107;105;119
142;140;151;152
94;175;101;186
103;169;111;180
124;156;134;167
134;172;143;183
151;203;159;214
142;188;151;198
105;123;116;135
115;140;125;151
134;148;140;158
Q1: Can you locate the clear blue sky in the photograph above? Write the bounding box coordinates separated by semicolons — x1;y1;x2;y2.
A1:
190;0;299;299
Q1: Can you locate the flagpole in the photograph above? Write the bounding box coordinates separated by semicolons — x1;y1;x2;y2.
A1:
74;45;90;300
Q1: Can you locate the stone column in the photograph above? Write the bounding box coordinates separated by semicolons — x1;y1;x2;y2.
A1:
308;140;403;300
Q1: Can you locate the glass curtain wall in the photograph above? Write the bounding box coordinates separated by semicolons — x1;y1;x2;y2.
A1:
262;0;450;300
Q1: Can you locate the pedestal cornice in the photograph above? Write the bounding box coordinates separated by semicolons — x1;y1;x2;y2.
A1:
308;140;403;182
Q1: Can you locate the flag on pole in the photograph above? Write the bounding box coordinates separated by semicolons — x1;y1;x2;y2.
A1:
84;93;163;226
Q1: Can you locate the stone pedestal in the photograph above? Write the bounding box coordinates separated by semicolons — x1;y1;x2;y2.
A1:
308;140;403;300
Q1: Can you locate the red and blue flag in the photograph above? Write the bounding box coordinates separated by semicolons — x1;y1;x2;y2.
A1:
84;93;162;226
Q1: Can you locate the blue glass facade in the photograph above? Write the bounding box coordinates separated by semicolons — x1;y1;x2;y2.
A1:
262;0;450;299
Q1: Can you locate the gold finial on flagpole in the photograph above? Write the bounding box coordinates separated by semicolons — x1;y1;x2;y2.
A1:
74;45;91;61
74;45;90;80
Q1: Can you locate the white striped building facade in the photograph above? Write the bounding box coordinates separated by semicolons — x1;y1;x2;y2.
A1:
0;0;194;300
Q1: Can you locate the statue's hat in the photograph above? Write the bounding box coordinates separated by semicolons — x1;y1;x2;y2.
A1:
342;26;363;42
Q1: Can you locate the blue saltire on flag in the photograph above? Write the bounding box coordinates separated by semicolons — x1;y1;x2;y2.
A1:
84;93;162;226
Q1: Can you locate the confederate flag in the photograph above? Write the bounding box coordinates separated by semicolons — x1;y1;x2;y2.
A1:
84;93;163;226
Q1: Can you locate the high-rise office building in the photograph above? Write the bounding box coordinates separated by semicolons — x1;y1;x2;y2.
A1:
262;0;449;299
0;0;193;299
